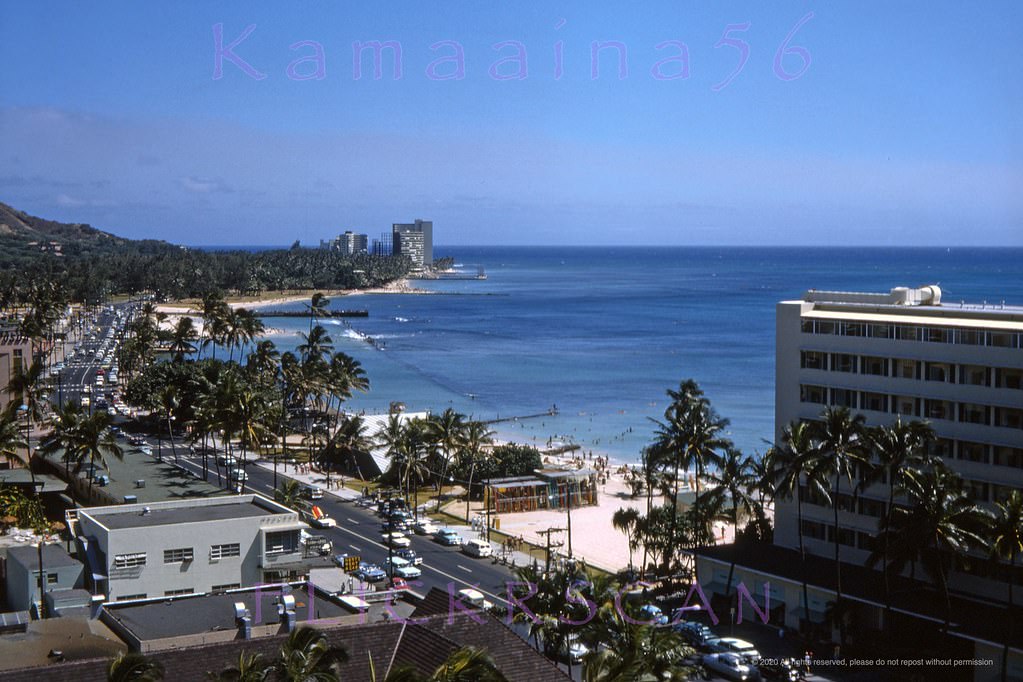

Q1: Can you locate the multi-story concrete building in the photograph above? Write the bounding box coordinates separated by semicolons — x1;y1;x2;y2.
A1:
392;219;432;269
774;285;1023;597
0;333;31;413
75;495;319;602
339;231;368;255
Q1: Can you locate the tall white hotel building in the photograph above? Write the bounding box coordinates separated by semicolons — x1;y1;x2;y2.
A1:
697;285;1022;680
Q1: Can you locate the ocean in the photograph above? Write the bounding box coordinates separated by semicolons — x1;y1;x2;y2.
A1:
258;247;1023;464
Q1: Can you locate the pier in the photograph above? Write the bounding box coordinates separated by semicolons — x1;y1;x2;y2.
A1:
484;406;559;425
256;309;368;318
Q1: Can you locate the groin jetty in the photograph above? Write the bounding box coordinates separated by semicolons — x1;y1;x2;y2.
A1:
256;309;368;318
484;406;559;425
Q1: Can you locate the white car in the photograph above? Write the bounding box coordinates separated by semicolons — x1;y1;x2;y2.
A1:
455;588;494;612
412;520;438;535
383;556;422;579
230;468;248;482
702;653;755;681
705;637;761;664
381;532;411;548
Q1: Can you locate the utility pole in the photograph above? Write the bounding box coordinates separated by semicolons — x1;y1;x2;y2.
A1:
537;527;565;575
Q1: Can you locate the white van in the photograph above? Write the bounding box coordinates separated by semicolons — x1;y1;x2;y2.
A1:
461;538;493;558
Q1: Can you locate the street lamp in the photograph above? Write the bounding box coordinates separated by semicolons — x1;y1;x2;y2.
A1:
35;539;46;619
549;487;573;560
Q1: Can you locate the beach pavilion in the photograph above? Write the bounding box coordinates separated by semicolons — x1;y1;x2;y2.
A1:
487;468;599;514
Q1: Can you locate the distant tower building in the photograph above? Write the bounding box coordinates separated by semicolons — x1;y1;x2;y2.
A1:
373;234;393;257
392;219;433;269
339;231;369;256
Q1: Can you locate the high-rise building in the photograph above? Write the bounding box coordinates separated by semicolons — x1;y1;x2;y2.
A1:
338;231;368;255
373;234;392;257
392;219;433;269
0;333;31;414
694;285;1023;676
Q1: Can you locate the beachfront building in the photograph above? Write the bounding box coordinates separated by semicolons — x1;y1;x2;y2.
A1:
392;219;433;269
697;285;1023;680
488;469;599;514
322;231;369;255
74;495;317;601
0;333;30;414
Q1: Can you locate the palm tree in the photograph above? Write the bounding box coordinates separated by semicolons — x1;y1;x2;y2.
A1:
169;316;199;362
861;417;935;632
71;411;124;494
274;479;303;510
0;406;28;475
200;293;229;360
812;406;867;647
107;651;164;682
876;464;991;633
648;379;727;579
306;292;330;336
384;646;508;682
207;652;270;681
762;420;826;628
459;420;495;523
326;352;368;424
428;409;466;510
247;340;281;385
298;325;334;365
989;490;1023;682
271;625;347;681
703;446;761;599
326;414;373;480
611;507;641;570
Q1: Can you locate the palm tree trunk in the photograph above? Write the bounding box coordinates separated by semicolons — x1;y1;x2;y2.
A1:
466;460;477;523
798;485;810;629
668;457;681;576
1002;554;1015;682
883;484;895;633
833;476;844;647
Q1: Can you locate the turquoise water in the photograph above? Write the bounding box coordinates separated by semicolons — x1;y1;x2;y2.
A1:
262;247;1023;463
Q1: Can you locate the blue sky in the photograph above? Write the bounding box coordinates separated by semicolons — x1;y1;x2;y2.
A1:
1;2;1020;246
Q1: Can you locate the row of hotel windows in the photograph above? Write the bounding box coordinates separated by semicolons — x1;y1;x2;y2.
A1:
111;543;241;569
800;351;1023;389
799;520;1023;584
799;384;1023;429
801;466;1019;508
800;319;1022;349
115;584;241;601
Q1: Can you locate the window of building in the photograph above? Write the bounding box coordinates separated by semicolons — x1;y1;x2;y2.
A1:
924;327;953;343
163;548;194;564
38;572;59;585
959;365;989;386
860;392;888;412
995;408;1023;430
868;324;892;339
800;320;814;334
815;321;838;335
858;497;885;518
861;356;888;376
895;326;920;342
958;441;989;464
927;438;953;460
830;354;857;373
996;368;1023;390
964;480;989;503
894;359;918;380
925;362;953;382
959;403;990;425
993;446;1023;469
989;332;1018;348
800;385;827;405
992;484;1017;504
800;520;827;541
830;388;857;409
113;553;147;569
892;396;918;417
842;322;866;337
856;532;876;551
800;351;826;370
828;526;856;547
164;588;194;596
265;530;299;556
211;583;241;592
956;329;985;345
925;399;953;421
210;543;241;560
117;594;147;601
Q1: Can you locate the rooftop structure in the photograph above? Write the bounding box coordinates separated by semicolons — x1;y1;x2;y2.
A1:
75;495;315;602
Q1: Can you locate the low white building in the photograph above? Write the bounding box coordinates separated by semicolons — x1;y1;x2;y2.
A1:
75;495;315;602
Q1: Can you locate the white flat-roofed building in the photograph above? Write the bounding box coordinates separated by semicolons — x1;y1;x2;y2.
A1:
75;495;313;602
775;285;1023;603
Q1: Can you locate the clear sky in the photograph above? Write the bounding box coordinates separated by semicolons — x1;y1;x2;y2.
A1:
1;2;1020;246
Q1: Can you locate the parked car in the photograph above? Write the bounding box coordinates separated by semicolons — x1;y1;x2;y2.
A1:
705;637;761;664
702;653;756;681
381;532;412;548
383;556;422;579
638;604;669;626
354;562;386;582
217;454;237;468
673;621;716;648
302;485;323;500
455;588;494;612
434;528;463;546
461;538;493;558
230;468;248;482
412;519;438;535
758;658;802;681
390;577;409;591
393;548;422;566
